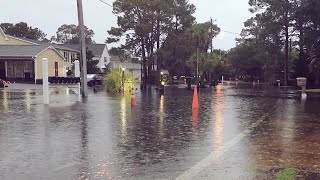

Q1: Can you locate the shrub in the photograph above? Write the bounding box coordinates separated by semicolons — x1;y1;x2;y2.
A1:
276;168;298;180
103;69;136;93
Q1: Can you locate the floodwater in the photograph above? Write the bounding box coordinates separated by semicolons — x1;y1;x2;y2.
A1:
0;84;320;179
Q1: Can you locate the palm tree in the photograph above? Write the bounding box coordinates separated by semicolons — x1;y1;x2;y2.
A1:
309;38;320;86
187;22;220;80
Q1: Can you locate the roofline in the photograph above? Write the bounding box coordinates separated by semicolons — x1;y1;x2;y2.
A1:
54;46;80;53
0;56;35;60
0;27;8;40
35;45;66;60
6;35;40;45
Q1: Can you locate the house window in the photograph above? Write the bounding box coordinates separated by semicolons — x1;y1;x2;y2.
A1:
64;52;69;62
71;53;75;62
104;57;107;62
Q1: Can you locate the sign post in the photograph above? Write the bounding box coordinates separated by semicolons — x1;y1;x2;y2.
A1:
297;77;307;100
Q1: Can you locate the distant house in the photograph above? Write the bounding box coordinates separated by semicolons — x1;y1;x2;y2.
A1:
63;44;110;73
0;27;78;83
109;56;149;81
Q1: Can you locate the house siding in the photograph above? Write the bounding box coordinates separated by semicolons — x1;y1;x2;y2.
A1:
98;45;110;72
35;48;65;80
57;49;78;71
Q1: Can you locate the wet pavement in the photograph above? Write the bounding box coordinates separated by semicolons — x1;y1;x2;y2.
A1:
0;84;320;179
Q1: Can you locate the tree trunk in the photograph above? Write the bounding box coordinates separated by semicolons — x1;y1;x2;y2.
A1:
208;71;212;84
148;57;152;84
141;39;147;88
196;47;199;81
298;21;304;58
156;10;161;86
284;1;289;86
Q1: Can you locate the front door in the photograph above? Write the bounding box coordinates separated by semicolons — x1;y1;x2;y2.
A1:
54;62;58;77
0;61;5;79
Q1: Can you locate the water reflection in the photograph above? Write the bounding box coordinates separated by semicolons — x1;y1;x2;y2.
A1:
159;95;165;137
2;88;9;112
24;89;31;112
213;85;224;159
120;96;128;144
279;100;297;166
192;108;199;129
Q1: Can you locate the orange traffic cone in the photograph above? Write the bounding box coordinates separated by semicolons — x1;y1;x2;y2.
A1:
131;89;137;108
192;86;199;109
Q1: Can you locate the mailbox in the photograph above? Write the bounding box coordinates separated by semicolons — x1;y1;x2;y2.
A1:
297;77;307;86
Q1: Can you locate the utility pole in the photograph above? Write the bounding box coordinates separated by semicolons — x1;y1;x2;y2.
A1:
210;18;213;53
289;38;292;65
77;0;88;97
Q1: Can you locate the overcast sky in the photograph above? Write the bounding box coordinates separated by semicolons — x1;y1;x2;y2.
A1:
0;0;253;50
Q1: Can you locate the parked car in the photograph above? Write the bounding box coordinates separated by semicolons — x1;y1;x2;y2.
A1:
87;74;103;87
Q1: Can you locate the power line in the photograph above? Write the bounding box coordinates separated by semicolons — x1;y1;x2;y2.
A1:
96;1;241;36
221;30;241;35
97;0;113;7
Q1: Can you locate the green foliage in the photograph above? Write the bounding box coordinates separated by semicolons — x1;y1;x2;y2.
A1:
103;69;135;93
187;22;220;52
228;43;264;80
86;48;100;74
276;168;298;180
108;0;197;84
0;22;47;41
53;24;95;44
160;21;220;78
187;51;224;75
109;47;130;62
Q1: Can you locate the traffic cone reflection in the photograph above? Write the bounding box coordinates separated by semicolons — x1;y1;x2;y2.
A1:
131;88;137;108
192;86;199;110
192;108;199;128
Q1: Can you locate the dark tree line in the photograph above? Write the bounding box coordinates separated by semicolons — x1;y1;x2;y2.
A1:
229;0;320;87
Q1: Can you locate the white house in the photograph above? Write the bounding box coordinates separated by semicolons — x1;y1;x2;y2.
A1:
87;44;110;72
63;44;110;73
109;56;158;81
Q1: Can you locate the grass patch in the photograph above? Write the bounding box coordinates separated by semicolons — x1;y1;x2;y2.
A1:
276;168;298;180
306;89;320;93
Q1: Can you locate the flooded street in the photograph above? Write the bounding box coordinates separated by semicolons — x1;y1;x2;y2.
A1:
0;84;320;179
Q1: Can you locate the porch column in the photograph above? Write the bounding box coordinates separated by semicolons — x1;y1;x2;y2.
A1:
34;59;37;84
75;60;80;78
42;58;49;104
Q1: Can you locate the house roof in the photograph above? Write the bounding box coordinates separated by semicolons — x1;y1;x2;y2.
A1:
63;44;106;57
11;36;79;52
0;45;50;59
87;44;106;57
6;35;39;45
